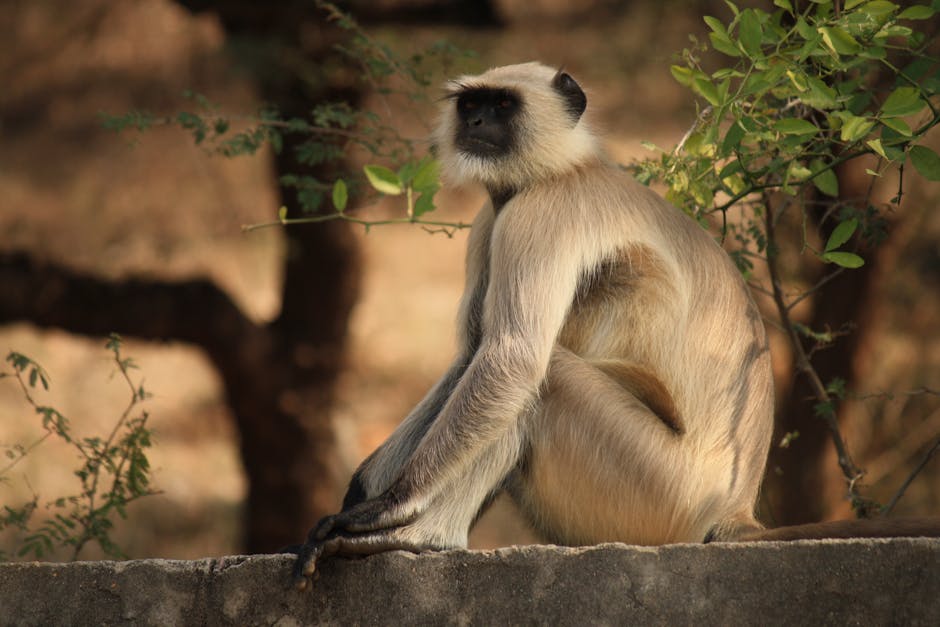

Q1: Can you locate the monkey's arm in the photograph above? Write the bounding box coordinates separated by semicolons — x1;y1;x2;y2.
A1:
355;221;581;521
297;203;594;558
338;205;497;510
339;361;468;510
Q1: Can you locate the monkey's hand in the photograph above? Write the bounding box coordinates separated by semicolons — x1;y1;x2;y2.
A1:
291;493;427;591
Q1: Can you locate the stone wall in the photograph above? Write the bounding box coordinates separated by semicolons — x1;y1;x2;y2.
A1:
1;539;938;625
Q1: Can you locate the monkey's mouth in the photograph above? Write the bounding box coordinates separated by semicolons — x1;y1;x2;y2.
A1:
458;136;508;157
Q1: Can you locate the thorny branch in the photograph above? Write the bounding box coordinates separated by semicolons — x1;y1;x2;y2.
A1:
762;192;867;510
882;436;940;516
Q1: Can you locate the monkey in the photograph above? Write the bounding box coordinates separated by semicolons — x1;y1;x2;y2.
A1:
292;62;937;589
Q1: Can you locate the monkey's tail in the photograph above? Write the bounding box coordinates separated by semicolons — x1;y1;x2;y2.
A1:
732;517;940;542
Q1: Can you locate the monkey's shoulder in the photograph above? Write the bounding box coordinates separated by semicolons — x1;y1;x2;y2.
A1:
493;162;694;247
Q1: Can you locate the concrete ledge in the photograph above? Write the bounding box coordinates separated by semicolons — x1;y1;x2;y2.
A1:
1;539;938;625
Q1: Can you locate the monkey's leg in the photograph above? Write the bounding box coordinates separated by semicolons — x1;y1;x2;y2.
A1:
511;347;760;546
293;418;527;589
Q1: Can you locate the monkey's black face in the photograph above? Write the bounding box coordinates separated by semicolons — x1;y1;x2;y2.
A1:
454;88;520;158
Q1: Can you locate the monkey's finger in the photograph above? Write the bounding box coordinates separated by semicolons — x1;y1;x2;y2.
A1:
311;504;389;540
319;528;429;558
311;513;340;541
291;541;323;591
331;495;417;535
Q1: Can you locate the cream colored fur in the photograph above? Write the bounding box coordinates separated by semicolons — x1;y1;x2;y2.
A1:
349;62;774;549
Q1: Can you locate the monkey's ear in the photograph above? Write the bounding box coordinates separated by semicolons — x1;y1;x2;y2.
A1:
552;71;587;123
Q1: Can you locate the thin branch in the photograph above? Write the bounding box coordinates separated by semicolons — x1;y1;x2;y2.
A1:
853;387;940;402
866;405;940;485
0;431;52;476
787;267;845;312
715;146;874;215
763;192;865;501
747;281;774;298
882;436;940;516
242;211;471;233
674;106;713;155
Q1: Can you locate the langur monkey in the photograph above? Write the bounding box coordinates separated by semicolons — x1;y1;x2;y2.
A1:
292;62;936;589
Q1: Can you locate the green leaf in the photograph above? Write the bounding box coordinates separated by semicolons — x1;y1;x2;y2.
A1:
703;15;727;35
670;65;694;86
859;46;887;61
840;115;875;142
277;206;288;222
795;17;816;40
693;77;721;106
412;157;441;191
718;160;743;180
909;145;940;181
397;161;419;185
866;138;888;160
803;76;839;110
811;160;839;197
413;193;436;218
861;1;901;19
774;0;794;13
720;120;746;154
822;251;865;268
709;31;742;57
332;179;348;212
712;68;745;81
738;9;763;57
742;72;771;97
363;165;403;195
825;218;857;252
774;118;817;135
818;27;861;57
880;87;926;118
897;5;936;19
876;24;913;40
786;70;808;92
788;163;812;181
880;117;912;136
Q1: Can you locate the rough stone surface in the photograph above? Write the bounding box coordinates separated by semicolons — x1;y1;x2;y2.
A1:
1;539;938;626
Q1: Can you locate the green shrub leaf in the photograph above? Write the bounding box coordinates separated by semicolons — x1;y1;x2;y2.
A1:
332;179;348;212
909;145;940;181
898;5;936;20
412;157;441;191
811;160;839;197
774;118;817;135
822;251;865;268
880;87;926;118
825;218;857;252
363;165;403;195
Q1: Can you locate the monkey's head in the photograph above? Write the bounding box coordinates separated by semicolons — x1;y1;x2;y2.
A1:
432;62;599;192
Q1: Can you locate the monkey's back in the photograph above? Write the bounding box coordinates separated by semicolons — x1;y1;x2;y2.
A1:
541;162;774;514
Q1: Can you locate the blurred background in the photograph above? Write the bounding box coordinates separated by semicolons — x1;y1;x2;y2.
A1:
1;0;937;560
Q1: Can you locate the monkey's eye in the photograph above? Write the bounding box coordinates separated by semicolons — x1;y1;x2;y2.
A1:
461;100;477;110
499;99;513;109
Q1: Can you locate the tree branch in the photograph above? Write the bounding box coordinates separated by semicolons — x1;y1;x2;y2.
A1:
0;251;260;354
